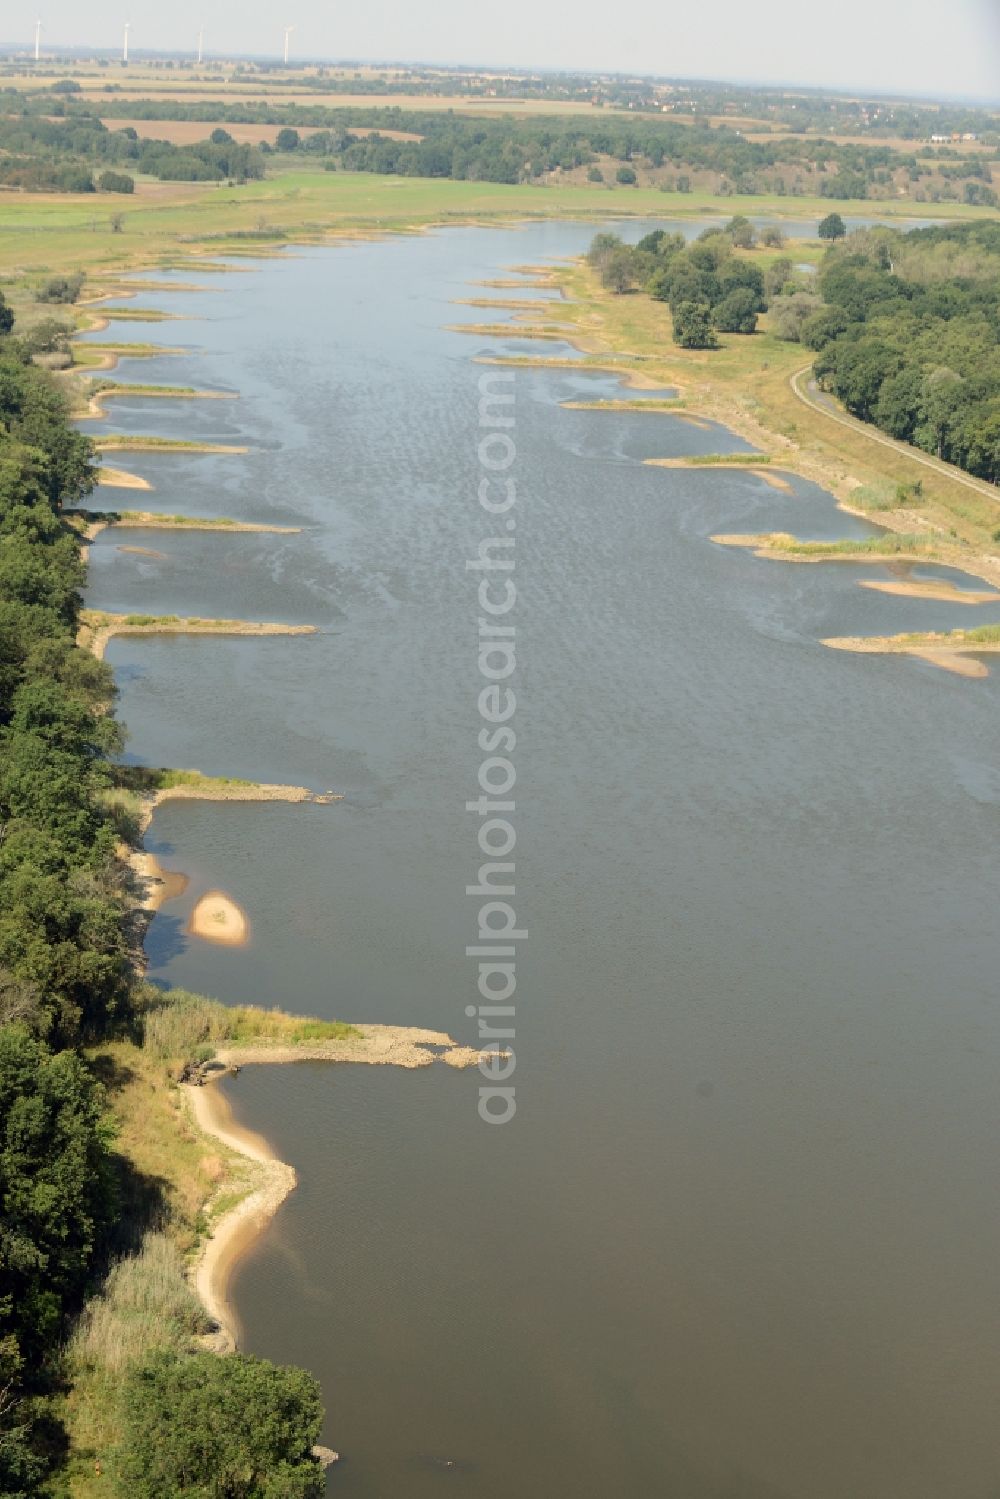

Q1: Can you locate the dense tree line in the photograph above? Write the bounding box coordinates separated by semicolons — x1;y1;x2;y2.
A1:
798;222;1000;482
0;110;265;188
3;89;994;199
0;309;324;1492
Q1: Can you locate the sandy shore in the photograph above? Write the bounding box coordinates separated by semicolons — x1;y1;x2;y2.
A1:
129;847;190;915
186;1026;493;1350
187;1080;296;1352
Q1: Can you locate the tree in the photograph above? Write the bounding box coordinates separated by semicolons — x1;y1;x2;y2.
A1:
600;247;638;294
764;257;794;299
712;287;759;334
671;300;718;349
615;165;637;186
770;291;822;342
275;127;301;152
717;258;766;310
920;366;965;459
97;170;134;194
800;305;850;351
0;295;13;337
115;1351;326;1497
724;214;755;249
873;365;925;440
0;1027;116;1371
586;231;623;268
818;211;846;242
587;165;603;183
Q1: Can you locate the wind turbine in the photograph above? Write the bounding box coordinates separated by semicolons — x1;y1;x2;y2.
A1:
197;25;204;64
122;20;130;63
34;18;42;62
283;24;295;65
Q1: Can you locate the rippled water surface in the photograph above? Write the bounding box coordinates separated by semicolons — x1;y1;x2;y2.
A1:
89;220;1000;1499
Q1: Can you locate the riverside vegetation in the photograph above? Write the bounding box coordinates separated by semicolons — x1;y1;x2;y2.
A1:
532;219;996;593
0;305;334;1494
585;216;1000;483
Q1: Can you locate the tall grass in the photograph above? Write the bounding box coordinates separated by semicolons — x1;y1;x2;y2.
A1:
111;765;256;796
96;785;144;842
765;532;935;556
64;1234;212;1472
69;1234;211;1376
140;987;360;1061
153;768;256;790
688;452;770;465
119;511;242;526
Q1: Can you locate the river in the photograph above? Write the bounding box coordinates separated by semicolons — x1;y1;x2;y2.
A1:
82;218;1000;1499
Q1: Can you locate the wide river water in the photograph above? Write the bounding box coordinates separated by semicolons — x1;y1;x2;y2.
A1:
82;219;1000;1499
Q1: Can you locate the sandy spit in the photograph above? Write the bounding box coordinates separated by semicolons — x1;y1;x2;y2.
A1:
645;458;793;491
857;578;1000;604
97;465;153;491
82;386;236;421
83;513;301;539
94;439;248;455
822;634;999;677
80;614;317;661
909;649;990;678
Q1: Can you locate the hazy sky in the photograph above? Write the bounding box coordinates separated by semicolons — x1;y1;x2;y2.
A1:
14;0;1000;101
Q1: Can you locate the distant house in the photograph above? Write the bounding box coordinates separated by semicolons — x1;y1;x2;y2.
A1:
930;134;949;143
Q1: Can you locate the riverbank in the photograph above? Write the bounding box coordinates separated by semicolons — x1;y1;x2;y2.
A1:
186;1022;492;1352
3;167;996;293
494;259;1000;595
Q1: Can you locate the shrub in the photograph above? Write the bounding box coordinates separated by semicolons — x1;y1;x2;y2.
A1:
21;317;73;356
37;272;85;304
